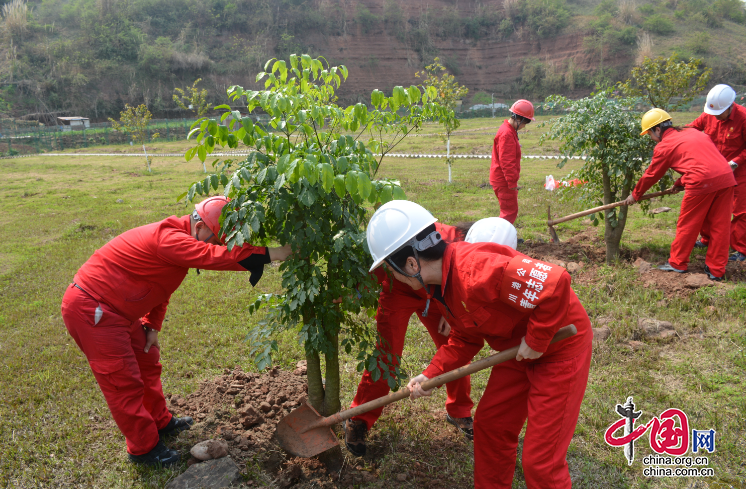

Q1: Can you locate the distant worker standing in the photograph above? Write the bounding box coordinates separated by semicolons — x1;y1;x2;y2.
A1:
490;99;534;224
624;109;736;281
61;197;292;466
687;84;746;262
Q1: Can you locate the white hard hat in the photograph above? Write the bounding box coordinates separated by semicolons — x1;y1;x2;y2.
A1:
366;200;438;272
704;84;736;116
465;217;518;250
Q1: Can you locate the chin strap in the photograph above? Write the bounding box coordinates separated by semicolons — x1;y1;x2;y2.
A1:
384;230;442;317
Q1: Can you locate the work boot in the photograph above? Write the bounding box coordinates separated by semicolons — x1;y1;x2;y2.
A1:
704;265;724;282
658;262;686;273
128;440;180;467
694;240;708;249
344;418;368;457
446;414;474;441
729;251;746;262
158;415;193;438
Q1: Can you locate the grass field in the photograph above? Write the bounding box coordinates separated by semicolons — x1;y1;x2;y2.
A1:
1;116;744;488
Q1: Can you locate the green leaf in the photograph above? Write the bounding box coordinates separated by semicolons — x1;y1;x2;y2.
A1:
345;172;358;196
319;163;334;193
197;145;207;162
334;174;346;198
379;185;393;204
277;154;291;173
242;117;254;134
392;186;406;200
357;172;372;200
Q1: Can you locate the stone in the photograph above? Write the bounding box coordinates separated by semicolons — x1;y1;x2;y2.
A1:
165;456;242;489
116;199;124;203
277;464;303;489
685;274;716;289
633;257;652;274
594;316;612;327
190;439;229;461
396;473;408;482
239;405;262;428
258;402;272;413
638;318;674;338
566;262;583;273
592;326;611;343
650;206;672;215
293;360;308;376
627;341;645;351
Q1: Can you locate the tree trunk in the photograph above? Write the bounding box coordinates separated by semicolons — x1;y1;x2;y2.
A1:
601;161;632;264
446;136;452;183
304;325;341;417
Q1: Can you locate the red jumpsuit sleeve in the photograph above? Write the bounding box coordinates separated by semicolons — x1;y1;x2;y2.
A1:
498;131;521;188
422;326;484;379
734;123;746;166
523;271;574;353
632;147;674;201
686;114;706;131
141;301;168;332
156;230;268;271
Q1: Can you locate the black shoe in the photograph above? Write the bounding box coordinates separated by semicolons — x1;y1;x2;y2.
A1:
344;418;368;457
446;414;474;441
128;440;180;466
704;265;724;282
158;415;193;438
517;238;525;245
694;240;708;249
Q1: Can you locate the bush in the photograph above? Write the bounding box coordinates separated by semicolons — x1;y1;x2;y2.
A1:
356;4;381;34
643;14;675;35
712;0;746;23
525;0;571;38
688;32;710;54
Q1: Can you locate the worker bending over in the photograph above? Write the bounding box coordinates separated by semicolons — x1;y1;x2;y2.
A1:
366;201;592;488
344;217;517;456
61;197;291;466
624;109;736;281
490;100;534;224
687;84;746;262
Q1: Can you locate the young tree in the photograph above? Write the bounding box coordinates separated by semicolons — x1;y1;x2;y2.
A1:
618;53;712;110
174;79;211;172
541;89;670;264
109;104;159;173
416;57;468;183
180;55;449;417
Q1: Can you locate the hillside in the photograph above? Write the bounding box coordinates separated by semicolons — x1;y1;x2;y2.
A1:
1;0;745;122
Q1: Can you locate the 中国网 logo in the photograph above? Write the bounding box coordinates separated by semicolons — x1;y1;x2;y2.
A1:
604;397;716;477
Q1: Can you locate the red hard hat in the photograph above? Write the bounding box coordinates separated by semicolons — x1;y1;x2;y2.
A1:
509;99;535;121
194;196;230;242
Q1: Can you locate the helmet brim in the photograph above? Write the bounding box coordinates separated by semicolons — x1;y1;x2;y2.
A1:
367;218;438;272
704;104;729;116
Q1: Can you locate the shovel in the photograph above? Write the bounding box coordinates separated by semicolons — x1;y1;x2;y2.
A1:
547;187;678;243
275;324;578;458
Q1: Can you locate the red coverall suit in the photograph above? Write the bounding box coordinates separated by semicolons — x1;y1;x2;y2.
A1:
423;241;592;489
60;215;270;455
688;103;746;254
349;223;473;429
490;120;521;224
632;129;736;277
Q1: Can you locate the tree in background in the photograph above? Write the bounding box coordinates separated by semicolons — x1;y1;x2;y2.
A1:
541;89;668;264
619;54;712;110
109;104;159;173
174;79;211;172
416;57;468;183
180;55;449;418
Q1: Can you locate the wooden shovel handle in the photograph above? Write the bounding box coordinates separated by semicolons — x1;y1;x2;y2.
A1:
328;324;577;426
548;188;677;226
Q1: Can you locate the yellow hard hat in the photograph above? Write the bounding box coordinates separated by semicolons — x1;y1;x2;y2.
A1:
640;108;672;136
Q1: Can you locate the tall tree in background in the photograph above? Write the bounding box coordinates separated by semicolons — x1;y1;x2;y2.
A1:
109;104;159;173
180;55;449;418
174;79;211;172
619;54;712;110
416;57;468;183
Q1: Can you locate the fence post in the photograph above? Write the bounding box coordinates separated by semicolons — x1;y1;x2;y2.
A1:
166;118;170;141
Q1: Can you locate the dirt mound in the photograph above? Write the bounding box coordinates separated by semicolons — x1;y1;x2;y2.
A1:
167;363;337;487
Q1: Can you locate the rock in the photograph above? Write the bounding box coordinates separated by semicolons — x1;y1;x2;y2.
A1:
165;456;242;489
638;318;674;338
650;206;672;215
239;405;262;428
190;439;229;461
592;326;611;343
187;456;201;467
116;198;124;203
594;316;612;327
396;473;408;482
566;262;583;273
258;402;272;413
277;464;304;489
627;340;645;351
685;274;716;289
633;257;653;274
293;360;308;376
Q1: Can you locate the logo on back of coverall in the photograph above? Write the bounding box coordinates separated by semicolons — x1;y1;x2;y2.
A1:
604;397;716;477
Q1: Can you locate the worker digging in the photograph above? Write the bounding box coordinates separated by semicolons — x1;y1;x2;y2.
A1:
365;200;593;488
344;217;518;456
686;84;746;262
624;108;737;281
60;196;292;466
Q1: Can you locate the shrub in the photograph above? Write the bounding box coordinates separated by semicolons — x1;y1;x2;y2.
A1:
356;4;381;34
712;0;746;23
525;0;571;38
643;14;675;35
688;32;710;54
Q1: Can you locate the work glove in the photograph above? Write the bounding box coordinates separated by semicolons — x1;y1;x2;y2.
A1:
729;160;739;171
407;374;432;400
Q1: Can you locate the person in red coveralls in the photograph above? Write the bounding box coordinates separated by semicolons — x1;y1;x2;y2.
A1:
344;217;518;457
490;99;535;224
365;201;592;488
686;84;746;262
623;108;736;281
60;196;291;466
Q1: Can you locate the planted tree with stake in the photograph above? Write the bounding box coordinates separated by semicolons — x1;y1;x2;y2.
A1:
541;88;669;264
180;54;450;417
109;104;159;173
416;57;468;183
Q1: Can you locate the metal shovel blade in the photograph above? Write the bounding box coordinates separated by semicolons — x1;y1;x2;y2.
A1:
275;403;338;458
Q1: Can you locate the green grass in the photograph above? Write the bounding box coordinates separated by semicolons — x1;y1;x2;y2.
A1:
1;117;744;488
